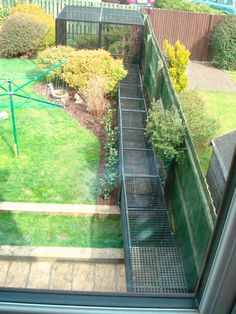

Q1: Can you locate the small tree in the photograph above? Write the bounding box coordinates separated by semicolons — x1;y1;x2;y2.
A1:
146;100;185;164
163;39;190;92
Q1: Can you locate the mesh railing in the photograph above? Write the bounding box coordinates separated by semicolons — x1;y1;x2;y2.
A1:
118;64;188;294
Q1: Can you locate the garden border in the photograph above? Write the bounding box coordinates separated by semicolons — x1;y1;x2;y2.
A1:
0;202;120;216
0;246;124;262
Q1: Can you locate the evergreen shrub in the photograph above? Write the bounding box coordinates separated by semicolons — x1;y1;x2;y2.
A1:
211;17;236;70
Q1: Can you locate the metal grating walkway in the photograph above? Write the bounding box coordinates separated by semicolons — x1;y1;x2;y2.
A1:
118;64;188;294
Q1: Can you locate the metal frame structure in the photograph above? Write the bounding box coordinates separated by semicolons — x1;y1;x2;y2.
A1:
0;62;65;156
118;64;188;293
56;6;143;61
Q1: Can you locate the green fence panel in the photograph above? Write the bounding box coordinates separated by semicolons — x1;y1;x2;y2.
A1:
141;10;216;291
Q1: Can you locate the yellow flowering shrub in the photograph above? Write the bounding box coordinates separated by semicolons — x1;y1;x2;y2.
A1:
163;39;190;91
11;3;55;47
37;47;127;96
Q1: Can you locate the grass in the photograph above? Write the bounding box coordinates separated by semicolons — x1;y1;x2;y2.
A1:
198;90;236;172
0;59;101;203
225;70;236;85
0;213;122;248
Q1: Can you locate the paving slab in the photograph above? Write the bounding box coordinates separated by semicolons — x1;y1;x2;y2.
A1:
0;261;9;286
72;263;95;291
0;258;127;293
26;261;52;289
50;262;74;290
94;263;116;292
186;62;236;92
116;264;127;293
4;261;30;288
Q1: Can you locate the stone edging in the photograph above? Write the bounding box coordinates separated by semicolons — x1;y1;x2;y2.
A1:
0;202;120;216
0;245;124;262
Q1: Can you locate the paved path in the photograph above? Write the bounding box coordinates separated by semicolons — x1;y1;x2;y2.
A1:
186;62;236;92
0;259;126;292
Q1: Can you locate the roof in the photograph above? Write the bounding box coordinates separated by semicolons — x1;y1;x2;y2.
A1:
56;5;144;26
212;130;236;178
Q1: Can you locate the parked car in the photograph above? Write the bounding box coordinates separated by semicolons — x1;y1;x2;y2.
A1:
193;0;236;15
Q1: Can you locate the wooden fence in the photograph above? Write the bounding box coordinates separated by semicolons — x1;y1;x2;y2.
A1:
1;0;138;17
146;8;226;61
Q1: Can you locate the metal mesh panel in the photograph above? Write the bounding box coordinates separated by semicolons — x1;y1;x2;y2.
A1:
123;128;151;149
121;99;145;111
129;210;175;247
119;64;188;294
121;74;141;86
125;64;140;74
57;6;144;26
122;111;146;129
120;85;144;99
130;247;188;294
124;149;157;176
125;176;166;209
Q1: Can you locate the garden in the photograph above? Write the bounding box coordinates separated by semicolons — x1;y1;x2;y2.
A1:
0;3;129;248
157;15;236;173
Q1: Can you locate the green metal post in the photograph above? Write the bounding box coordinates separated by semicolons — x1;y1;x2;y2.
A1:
7;79;18;157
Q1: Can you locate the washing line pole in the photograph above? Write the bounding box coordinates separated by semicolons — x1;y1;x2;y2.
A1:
7;79;18;157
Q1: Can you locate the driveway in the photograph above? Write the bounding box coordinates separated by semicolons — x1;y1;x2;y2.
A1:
186;62;236;92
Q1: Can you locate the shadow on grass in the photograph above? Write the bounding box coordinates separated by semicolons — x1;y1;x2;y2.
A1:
89;215;123;249
0;169;26;246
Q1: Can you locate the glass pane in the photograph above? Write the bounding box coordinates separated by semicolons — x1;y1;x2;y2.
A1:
0;5;219;303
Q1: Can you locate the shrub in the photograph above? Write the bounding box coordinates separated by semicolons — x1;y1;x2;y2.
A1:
71;34;98;49
178;90;219;152
82;76;109;119
0;14;48;58
211;17;236;70
37;45;76;76
155;0;223;14
37;47;127;96
99;108;118;199
163;39;190;91
11;3;55;47
146;100;185;163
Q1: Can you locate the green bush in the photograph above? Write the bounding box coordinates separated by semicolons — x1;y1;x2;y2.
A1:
37;47;127;96
99;108;118;199
0;14;48;58
67;34;98;49
211;17;236;70
163;39;190;91
155;0;223;14
146;100;185;163
178;90;219;152
11;3;55;47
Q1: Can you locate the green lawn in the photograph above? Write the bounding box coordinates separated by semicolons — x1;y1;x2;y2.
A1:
0;59;100;203
225;70;236;85
198;90;236;172
0;213;122;248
